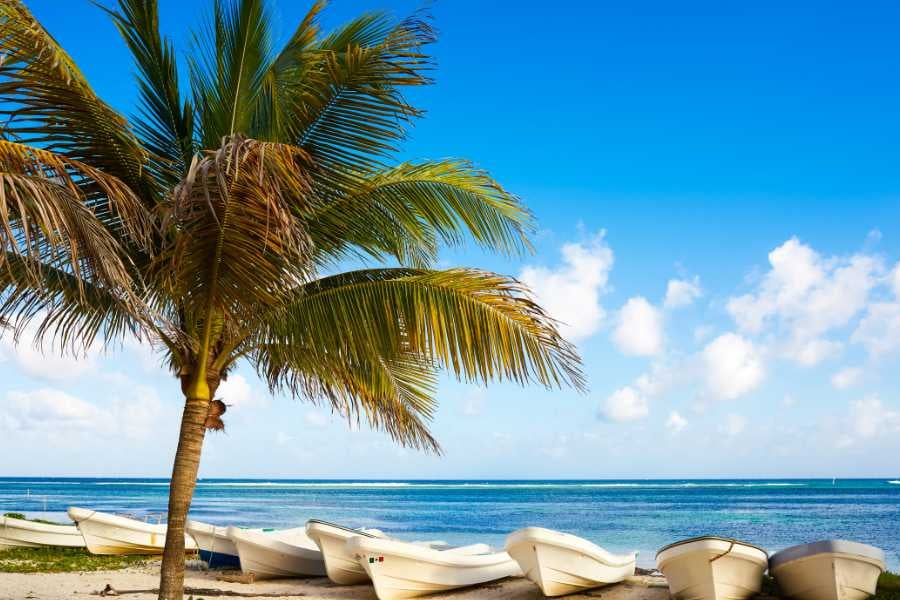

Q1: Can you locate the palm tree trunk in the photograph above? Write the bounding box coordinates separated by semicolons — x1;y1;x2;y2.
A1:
157;395;209;600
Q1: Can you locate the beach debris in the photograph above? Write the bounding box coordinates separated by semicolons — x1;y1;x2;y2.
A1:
98;584;119;596
215;570;256;584
93;588;301;597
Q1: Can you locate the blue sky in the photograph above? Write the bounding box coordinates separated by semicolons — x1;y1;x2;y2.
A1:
2;0;899;478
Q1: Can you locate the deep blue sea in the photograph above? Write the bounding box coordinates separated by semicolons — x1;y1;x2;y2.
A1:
2;478;898;569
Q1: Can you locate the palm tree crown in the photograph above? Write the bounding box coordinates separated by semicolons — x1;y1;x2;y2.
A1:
0;1;584;597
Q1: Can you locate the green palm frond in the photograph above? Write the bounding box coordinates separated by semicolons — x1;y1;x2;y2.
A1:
189;0;274;146
308;160;534;267
290;12;435;174
0;1;159;204
256;268;585;391
100;0;195;185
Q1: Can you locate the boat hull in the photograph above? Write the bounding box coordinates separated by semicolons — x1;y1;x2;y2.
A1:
506;527;636;597
306;520;374;584
656;537;768;600
0;516;85;549
68;507;197;556
348;536;522;600
770;542;885;600
187;521;242;569
227;526;326;579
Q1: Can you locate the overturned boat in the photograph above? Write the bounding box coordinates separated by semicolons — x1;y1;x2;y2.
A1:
186;520;243;569
227;526;325;579
656;536;768;600
505;527;636;597
347;535;522;599
769;540;885;600
67;507;197;555
0;514;85;549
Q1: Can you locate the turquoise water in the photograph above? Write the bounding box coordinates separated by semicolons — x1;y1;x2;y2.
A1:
2;478;898;569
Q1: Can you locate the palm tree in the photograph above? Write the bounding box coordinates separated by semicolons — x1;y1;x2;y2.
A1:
0;0;584;597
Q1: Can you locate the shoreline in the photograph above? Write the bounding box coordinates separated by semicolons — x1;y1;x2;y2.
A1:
0;566;669;600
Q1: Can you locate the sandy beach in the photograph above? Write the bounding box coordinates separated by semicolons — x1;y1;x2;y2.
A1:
0;567;669;600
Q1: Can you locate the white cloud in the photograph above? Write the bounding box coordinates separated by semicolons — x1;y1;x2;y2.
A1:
702;333;764;400
831;367;862;390
783;395;796;407
665;411;688;434
0;328;98;382
304;410;329;428
664;277;702;309
600;386;649;422
520;232;614;341
720;413;747;437
218;374;268;410
848;396;900;439
612;297;663;356
726;238;882;365
852;302;900;357
0;383;162;442
275;431;293;445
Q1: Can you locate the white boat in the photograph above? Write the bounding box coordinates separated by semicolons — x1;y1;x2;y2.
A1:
227;526;326;579
347;535;523;599
505;527;636;597
769;540;885;600
306;519;389;584
0;514;85;548
656;536;768;600
67;507;197;555
306;519;489;585
186;520;243;569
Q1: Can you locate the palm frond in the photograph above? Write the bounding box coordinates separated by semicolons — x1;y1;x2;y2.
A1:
288;12;435;175
155;135;314;323
189;0;275;146
257;346;441;452
255;268;585;392
308;160;534;267
99;0;195;185
0;0;159;204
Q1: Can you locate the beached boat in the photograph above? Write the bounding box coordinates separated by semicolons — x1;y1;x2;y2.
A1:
347;535;522;599
656;536;768;600
67;507;197;555
0;514;85;548
305;519;389;584
227;526;326;579
769;540;885;600
186;520;244;569
505;527;636;596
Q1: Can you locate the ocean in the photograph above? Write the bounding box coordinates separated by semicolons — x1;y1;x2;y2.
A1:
2;478;898;569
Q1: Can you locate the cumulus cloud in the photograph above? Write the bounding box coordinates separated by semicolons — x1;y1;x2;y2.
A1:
600;386;649;422
0;326;98;382
0;384;162;442
304;410;329;428
831;367;862;390
612;297;664;356
702;333;764;400
520;232;614;341
461;388;485;417
218;374;268;410
726;238;882;366
852;302;900;357
665;411;688;434
664;277;702;309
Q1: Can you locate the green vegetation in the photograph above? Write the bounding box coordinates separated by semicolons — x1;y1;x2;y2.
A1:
878;572;900;600
2;512;67;526
0;546;152;573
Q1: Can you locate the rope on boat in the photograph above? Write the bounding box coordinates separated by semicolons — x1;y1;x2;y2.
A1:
709;540;735;563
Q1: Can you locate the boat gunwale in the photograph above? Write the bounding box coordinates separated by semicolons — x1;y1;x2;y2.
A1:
0;515;80;535
306;519;380;540
227;526;320;557
655;536;769;560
